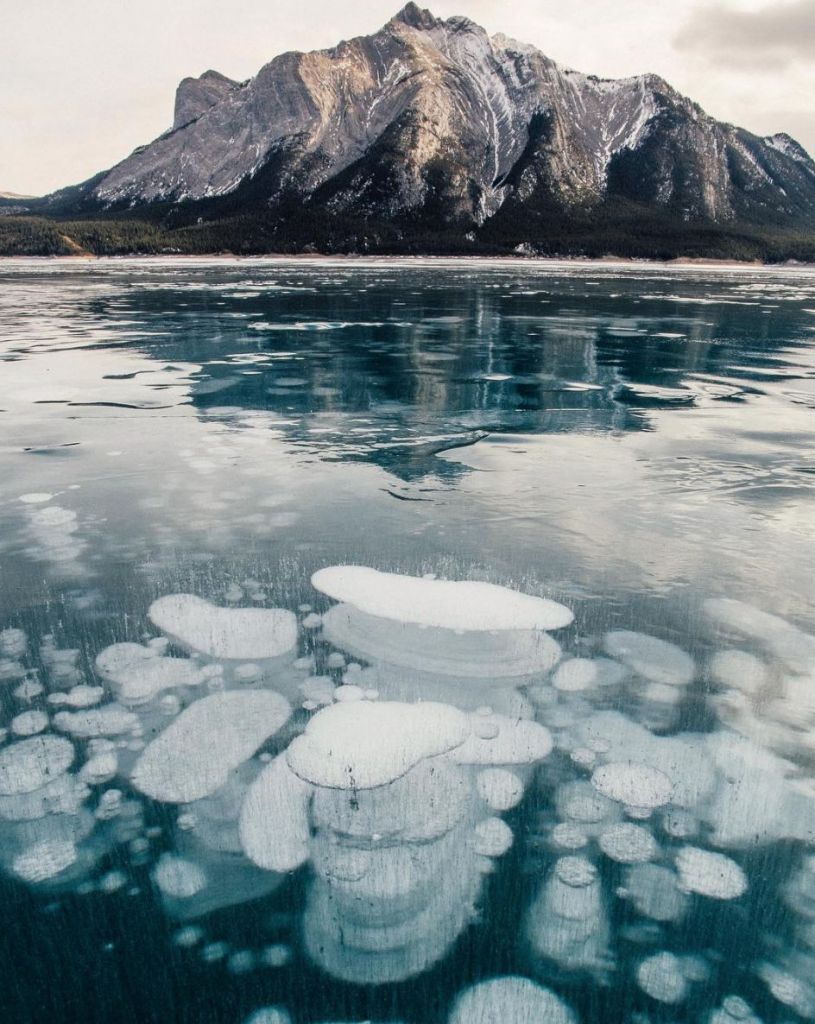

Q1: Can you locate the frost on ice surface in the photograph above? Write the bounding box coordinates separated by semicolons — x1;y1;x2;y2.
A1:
312;566;574;631
132;690;292;802
149;594;298;660
448;976;576;1024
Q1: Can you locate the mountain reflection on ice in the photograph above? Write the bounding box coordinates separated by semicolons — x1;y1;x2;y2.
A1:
1;258;815;1023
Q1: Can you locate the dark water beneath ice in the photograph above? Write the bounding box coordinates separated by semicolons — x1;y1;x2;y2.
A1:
0;257;814;1024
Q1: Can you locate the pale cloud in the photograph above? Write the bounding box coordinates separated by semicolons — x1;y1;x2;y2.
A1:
675;0;815;65
0;0;813;196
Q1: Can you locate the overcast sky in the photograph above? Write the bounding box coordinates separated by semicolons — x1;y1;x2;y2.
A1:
2;0;813;195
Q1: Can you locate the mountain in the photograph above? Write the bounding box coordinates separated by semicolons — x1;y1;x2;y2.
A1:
6;4;815;259
0;191;34;200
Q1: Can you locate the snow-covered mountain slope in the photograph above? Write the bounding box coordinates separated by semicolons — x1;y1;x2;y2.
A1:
57;4;815;232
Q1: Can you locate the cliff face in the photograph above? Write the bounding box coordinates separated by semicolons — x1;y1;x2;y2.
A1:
33;4;815;255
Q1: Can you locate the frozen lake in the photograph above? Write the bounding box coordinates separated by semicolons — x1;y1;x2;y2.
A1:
0;257;814;1023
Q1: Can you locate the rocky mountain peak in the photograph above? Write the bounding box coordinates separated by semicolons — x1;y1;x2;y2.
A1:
173;69;239;131
390;3;440;31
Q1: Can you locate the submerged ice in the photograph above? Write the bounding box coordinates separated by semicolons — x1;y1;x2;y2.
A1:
0;570;813;1022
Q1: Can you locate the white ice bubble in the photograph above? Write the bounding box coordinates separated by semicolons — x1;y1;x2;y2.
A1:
476;769;525;811
591;761;674;810
473;817;514;858
622;863;688;922
675;846;747;899
11;710;49;737
553;659;599;692
452;715;552;766
603;630;695;687
54;705;140;738
12;839;78;883
0;628;28;659
152;854;208;898
97;644;206;707
243;1010;292;1024
637;951;689;1004
599;823;658;864
286;700;470;790
18;493;54;504
312;566;574;631
709;650;769;696
149;594;298;660
49;686;105;709
239;754;312;872
448;976;576;1024
0;736;75;795
132;690;292;803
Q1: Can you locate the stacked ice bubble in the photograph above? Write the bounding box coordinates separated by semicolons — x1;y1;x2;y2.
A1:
2;574;815;1024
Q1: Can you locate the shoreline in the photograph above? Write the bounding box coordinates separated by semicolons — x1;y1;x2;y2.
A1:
1;252;814;271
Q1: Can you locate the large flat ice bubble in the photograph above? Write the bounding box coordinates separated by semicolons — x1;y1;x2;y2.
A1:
591;761;674;810
53;705;140;738
149;594;298;660
451;715;553;766
0;736;75;795
675;846;748;899
96;642;206;706
709;651;769;696
448;976;577;1024
312;566;574;631
132;690;292;802
577;712;716;809
321;605;562;679
310;759;471;842
603;631;695;687
286;701;470;790
12;838;78;883
703;731;815;847
704;598;815;674
239;754;312;872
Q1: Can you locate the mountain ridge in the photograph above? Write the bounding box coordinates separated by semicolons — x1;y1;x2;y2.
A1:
3;3;815;260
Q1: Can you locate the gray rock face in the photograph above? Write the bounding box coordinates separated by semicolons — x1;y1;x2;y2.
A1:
173;70;240;131
88;3;815;230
